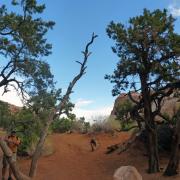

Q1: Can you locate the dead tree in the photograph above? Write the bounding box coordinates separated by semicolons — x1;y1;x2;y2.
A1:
106;130;142;154
29;33;97;178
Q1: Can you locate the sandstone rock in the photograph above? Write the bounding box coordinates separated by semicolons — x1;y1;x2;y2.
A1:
113;166;142;180
111;92;180;121
110;92;140;116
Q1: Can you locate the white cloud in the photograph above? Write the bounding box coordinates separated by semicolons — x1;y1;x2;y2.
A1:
72;105;113;122
75;98;94;108
73;98;113;122
168;1;180;17
0;87;23;107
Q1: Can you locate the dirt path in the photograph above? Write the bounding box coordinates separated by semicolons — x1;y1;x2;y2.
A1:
1;132;180;180
21;132;131;180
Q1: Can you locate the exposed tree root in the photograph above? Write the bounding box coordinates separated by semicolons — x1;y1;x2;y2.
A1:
106;131;142;154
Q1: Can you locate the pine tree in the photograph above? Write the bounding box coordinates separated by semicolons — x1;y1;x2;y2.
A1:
106;9;180;173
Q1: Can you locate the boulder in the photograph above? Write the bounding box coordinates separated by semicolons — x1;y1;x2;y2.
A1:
110;92;140;116
113;166;142;180
111;92;180;122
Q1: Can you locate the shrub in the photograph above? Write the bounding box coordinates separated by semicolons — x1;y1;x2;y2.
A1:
12;108;41;156
90;116;120;133
139;124;174;152
70;117;90;133
51;117;73;133
0;101;13;129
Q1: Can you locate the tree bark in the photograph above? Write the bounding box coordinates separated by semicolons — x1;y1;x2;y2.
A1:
147;127;160;173
29;115;53;177
141;75;160;173
164;113;180;176
0;140;31;180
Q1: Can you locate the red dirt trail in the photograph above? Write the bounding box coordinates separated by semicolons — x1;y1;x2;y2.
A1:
1;132;180;180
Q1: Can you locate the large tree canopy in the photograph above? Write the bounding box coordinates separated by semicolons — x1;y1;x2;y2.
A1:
106;9;180;173
106;9;180;96
0;0;55;97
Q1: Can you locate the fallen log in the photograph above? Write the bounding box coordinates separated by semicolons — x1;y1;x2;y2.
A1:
106;131;142;154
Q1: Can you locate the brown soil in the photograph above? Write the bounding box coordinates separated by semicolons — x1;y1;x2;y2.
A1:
1;132;180;180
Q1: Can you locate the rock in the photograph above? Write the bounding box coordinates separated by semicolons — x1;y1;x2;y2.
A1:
111;92;180;121
113;166;142;180
110;92;140;116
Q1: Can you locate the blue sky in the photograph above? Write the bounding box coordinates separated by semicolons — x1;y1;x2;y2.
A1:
0;0;180;120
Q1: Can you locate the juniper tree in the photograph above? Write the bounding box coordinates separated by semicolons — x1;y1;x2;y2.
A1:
0;0;55;97
106;9;180;173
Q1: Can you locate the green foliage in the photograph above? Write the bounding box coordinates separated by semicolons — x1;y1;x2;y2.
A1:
51;116;91;134
114;99;136;131
106;9;180;96
106;10;180;171
73;117;91;133
90;116;120;133
0;88;74;156
51;117;73;133
0;104;41;156
13;84;74;155
83;122;90;133
0;101;12;129
91;120;105;132
115;99;133;121
10;108;41;156
28;88;62;119
0;0;55;94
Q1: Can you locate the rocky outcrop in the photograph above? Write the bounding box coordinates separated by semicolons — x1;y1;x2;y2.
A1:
111;92;180;121
113;166;142;180
111;92;140;116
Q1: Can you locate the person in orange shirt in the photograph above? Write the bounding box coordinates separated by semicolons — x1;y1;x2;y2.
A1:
2;130;21;180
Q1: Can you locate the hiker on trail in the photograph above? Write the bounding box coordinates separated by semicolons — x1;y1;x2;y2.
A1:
90;135;97;152
2;130;21;180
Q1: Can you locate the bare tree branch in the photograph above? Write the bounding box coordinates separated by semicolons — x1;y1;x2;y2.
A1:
29;33;98;178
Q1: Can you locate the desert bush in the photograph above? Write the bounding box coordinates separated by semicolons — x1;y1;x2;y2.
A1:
11;108;41;156
90;116;120;133
82;121;90;133
51;117;73;133
91;120;105;132
51;116;91;134
0;103;40;156
0;102;39;155
113;99;138;131
71;117;91;133
0;101;13;129
139;124;174;152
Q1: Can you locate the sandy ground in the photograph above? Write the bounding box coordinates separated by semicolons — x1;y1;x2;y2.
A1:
0;132;180;180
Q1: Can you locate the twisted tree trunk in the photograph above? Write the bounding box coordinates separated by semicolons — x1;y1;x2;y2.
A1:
141;75;160;173
164;112;180;176
0;140;31;180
